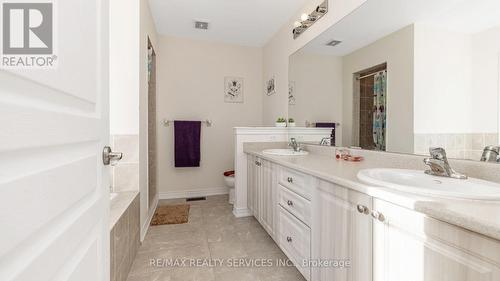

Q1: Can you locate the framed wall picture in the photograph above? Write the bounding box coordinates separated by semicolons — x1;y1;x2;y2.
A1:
266;76;276;96
288;81;296;105
224;77;244;103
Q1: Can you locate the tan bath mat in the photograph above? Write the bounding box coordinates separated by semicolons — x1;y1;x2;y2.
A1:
150;204;190;226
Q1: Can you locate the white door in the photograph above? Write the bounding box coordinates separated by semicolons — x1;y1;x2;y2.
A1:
0;0;110;280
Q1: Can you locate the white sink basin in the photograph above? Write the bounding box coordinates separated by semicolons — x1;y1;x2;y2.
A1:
357;168;500;200
262;149;309;156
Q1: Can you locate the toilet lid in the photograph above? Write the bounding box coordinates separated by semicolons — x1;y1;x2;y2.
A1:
224;170;235;177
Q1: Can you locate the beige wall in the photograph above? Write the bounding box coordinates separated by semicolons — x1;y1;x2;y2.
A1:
414;23;471;134
109;0;140;136
342;25;414;154
414;23;500;134
139;0;158;237
157;36;263;196
109;0;140;194
262;0;368;125
288;50;343;142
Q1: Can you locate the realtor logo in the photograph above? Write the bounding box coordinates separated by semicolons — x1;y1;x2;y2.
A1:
1;1;57;68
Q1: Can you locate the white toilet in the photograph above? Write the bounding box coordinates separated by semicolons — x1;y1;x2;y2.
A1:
223;171;235;204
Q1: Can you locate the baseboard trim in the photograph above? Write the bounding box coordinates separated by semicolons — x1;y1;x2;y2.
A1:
233;207;252;218
159;187;229;200
140;194;158;242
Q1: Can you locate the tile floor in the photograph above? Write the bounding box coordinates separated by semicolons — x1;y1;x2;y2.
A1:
126;195;306;281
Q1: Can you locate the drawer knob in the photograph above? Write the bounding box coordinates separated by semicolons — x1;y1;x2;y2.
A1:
287;177;293;183
287;200;294;206
356;204;369;215
286;236;292;243
371;210;385;222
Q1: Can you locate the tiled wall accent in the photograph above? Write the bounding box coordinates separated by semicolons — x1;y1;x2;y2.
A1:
414;133;499;160
111;135;139;192
359;75;375;150
110;195;140;281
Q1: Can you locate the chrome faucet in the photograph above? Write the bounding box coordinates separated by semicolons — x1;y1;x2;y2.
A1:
480;146;500;163
289;138;301;152
319;137;332;146
423;147;467;179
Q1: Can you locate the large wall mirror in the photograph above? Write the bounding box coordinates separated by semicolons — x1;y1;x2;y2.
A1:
288;0;500;162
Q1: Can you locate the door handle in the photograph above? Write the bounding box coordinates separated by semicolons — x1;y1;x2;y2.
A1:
103;146;123;166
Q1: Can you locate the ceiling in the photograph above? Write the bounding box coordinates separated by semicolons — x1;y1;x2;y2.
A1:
301;0;500;56
149;0;310;47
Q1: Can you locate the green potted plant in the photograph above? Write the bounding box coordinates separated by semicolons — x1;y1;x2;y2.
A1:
288;118;296;127
275;117;287;127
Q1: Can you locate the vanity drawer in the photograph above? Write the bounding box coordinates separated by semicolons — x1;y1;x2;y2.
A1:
278;184;311;226
278;166;313;200
279;205;311;280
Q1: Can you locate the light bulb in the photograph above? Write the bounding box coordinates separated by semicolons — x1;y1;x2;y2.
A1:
294;21;302;28
301;13;309;21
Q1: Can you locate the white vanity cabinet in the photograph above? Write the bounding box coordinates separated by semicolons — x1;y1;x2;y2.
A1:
245;153;500;281
311;180;373;281
372;198;500;281
247;155;276;238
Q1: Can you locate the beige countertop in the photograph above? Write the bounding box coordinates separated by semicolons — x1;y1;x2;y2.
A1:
110;191;139;230
244;144;500;241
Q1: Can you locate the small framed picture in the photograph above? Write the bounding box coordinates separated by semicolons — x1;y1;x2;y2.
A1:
266;76;276;96
288;81;296;105
224;77;244;103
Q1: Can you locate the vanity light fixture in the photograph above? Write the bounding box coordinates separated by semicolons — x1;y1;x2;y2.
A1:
292;0;328;39
301;13;309;21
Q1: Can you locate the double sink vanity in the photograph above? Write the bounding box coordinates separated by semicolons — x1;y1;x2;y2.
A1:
236;0;500;280
242;143;500;281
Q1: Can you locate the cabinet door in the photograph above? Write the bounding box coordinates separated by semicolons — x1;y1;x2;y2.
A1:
373;199;500;281
253;158;261;219
259;159;275;237
246;156;262;219
246;155;256;215
312;181;373;281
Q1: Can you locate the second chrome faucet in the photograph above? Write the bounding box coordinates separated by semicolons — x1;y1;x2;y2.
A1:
423;147;467;179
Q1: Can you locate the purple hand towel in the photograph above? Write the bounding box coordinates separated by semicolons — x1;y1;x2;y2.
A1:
174;121;201;167
316;122;336;128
